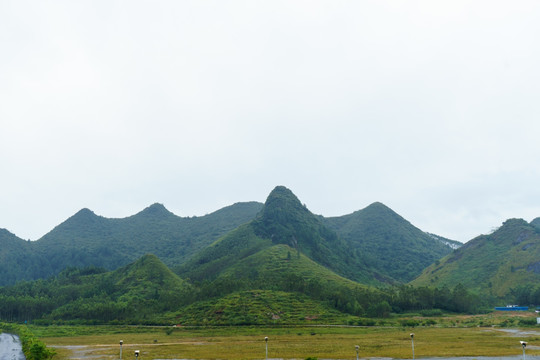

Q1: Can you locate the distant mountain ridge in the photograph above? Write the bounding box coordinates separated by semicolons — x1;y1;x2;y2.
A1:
322;202;460;282
0;201;263;286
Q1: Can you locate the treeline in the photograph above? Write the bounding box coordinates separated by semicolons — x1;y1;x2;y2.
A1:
511;284;540;307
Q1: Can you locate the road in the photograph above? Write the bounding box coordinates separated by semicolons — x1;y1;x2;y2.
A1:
0;333;25;360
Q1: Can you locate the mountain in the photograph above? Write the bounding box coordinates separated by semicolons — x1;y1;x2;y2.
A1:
175;186;393;319
1;186;458;287
178;186;380;285
0;229;45;284
411;218;540;299
0;202;263;286
111;253;187;294
322;202;460;282
252;186;380;282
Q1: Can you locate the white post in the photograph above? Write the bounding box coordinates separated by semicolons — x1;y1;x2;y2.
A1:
265;337;268;360
410;333;415;360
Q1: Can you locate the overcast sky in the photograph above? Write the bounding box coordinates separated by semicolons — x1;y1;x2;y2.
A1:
1;1;540;243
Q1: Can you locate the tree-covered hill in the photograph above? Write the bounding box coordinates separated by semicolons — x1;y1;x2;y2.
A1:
1;185;459;287
2;251;375;324
0;254;192;323
178;186;382;285
0;202;263;286
175;186;390;316
323;202;460;282
0;251;481;325
411;218;540;300
0;229;43;285
251;186;380;283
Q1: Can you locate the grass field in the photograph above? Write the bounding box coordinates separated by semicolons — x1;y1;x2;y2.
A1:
33;322;540;360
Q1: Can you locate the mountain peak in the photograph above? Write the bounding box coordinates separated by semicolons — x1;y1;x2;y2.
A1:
74;208;97;217
114;253;185;289
256;186;312;236
0;228;24;242
251;186;359;278
263;186;305;210
64;207;100;225
0;228;16;237
265;185;299;202
137;203;175;218
363;202;399;217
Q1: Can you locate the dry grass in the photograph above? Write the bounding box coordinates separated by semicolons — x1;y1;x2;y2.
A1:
39;325;540;360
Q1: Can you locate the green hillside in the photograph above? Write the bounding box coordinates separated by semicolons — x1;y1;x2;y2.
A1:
168;290;353;325
323;202;458;283
0;202;262;285
0;186;459;287
176;224;272;282
176;187;389;317
179;186;381;284
0;229;43;284
0;185;490;324
411;218;540;299
220;244;363;289
0;254;191;323
0;248;480;325
251;186;379;283
0;247;383;324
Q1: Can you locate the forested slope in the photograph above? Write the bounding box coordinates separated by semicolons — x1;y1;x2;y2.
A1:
0;202;262;285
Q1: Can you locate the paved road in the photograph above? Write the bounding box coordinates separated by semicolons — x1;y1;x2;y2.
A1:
0;333;25;360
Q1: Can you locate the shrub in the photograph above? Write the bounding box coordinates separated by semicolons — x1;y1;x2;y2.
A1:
518;318;537;326
357;318;376;326
399;319;420;327
420;309;443;317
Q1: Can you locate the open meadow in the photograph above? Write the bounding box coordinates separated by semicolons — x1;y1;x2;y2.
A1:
32;316;540;360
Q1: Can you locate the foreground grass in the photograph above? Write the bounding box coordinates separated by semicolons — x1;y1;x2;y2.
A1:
34;325;540;360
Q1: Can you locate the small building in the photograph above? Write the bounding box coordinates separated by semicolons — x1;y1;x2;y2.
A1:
495;305;529;311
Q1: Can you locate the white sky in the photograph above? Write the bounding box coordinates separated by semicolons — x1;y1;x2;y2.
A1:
1;1;540;242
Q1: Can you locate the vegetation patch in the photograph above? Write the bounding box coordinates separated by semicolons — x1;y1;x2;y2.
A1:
167;290;352;325
0;322;55;360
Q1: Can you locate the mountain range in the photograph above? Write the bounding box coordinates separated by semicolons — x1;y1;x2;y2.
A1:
0;186;457;287
1;185;539;324
0;202;262;285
